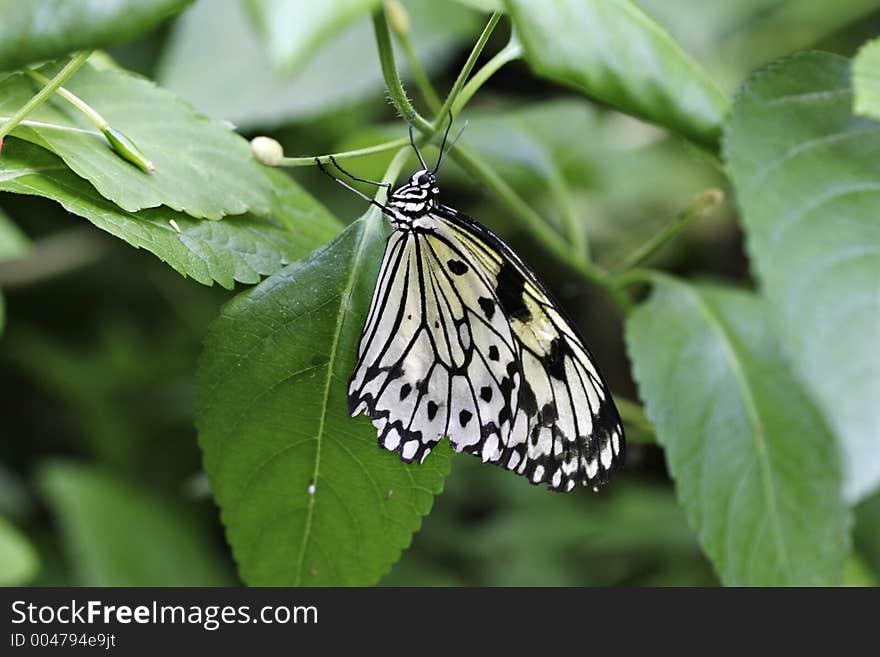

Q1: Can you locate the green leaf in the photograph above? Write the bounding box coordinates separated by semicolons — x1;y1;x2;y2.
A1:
158;0;480;128
637;0;880;95
0;207;30;260
724;52;880;503
0;0;193;72
504;0;728;148
0;139;340;288
854;38;880;120
197;212;451;585
0;62;271;219
626;278;849;585
247;0;381;73
38;460;233;586
0;516;39;585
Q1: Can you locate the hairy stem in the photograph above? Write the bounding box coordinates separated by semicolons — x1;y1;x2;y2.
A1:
386;0;442;114
372;10;431;133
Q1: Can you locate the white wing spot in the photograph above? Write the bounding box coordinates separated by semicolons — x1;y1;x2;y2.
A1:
402;440;418;460
384;428;401;450
532;464;544;483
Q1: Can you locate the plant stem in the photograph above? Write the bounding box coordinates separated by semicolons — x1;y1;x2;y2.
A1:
386;0;443;115
452;35;523;116
371;8;631;314
433;11;501;124
24;67;155;172
449;144;633;314
547;167;588;262
282;136;415;167
612;188;724;275
0;51;92;140
24;68;108;129
372;10;431;133
400;36;442;113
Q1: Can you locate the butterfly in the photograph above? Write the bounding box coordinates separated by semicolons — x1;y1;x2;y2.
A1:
317;117;624;492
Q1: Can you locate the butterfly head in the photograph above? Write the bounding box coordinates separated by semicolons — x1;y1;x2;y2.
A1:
387;169;440;227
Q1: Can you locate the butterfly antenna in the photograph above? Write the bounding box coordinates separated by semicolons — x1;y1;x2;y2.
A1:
315;157;390;215
433;111;454;174
435;120;468;173
409;114;428;170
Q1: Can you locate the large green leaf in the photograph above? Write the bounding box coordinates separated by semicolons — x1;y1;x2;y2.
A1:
38;460;233;586
0;62;271;219
247;0;381;73
0;516;38;585
158;0;479;128
854;38;880;120
637;0;880;95
0;139;340;288
504;0;727;148
724;52;880;503
626;278;849;585
197;212;451;586
0;0;193;72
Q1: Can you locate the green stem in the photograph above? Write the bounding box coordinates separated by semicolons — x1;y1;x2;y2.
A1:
547;167;588;262
395;28;442;114
372;10;431;133
371;9;629;314
449;144;632;314
612;267;658;291
612;189;724;275
24;68;108;129
24;67;155;172
434;11;501;124
452;35;523;116
0;51;92;140
400;37;442;113
281;136;415;167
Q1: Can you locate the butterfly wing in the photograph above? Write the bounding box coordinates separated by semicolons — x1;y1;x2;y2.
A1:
348;223;524;466
349;208;625;492
438;206;625;491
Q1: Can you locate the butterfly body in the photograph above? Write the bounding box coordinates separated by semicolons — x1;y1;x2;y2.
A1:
347;167;625;493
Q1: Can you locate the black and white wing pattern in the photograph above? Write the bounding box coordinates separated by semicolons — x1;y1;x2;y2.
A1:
348;170;624;492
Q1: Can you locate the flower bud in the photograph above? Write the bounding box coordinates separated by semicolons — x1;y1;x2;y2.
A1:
250;136;284;167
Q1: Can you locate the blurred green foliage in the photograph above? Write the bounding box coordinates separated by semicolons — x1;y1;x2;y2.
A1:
0;0;878;587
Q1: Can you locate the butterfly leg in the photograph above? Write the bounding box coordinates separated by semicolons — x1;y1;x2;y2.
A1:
315;157;391;215
328;156;391;191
